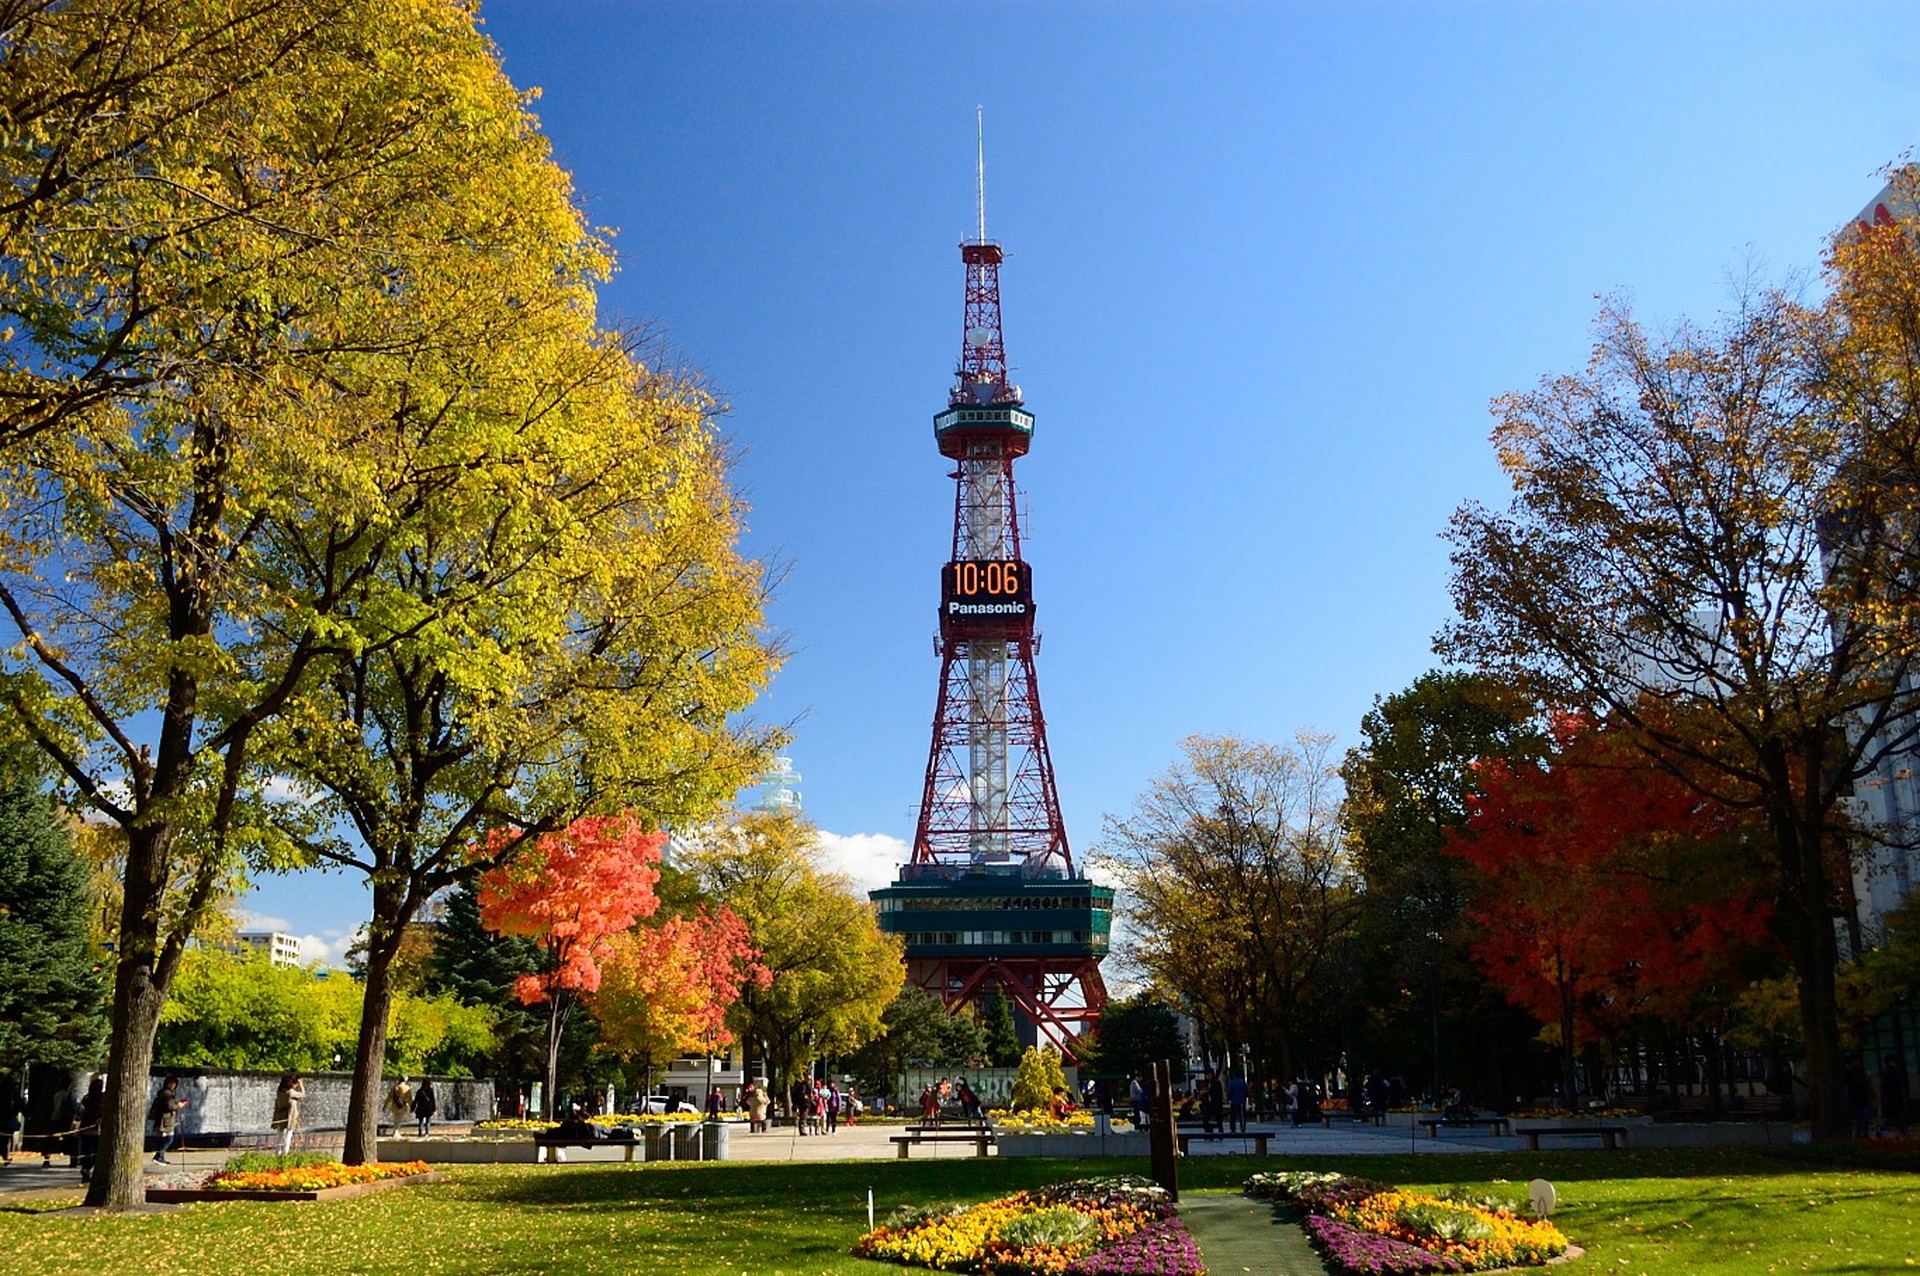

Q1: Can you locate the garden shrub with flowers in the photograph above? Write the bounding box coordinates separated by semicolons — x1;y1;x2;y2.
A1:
988;1109;1111;1135
853;1175;1204;1275
201;1159;433;1193
1246;1171;1570;1274
472;1112;735;1133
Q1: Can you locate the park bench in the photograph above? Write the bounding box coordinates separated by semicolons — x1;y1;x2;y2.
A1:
1416;1115;1511;1138
533;1131;640;1163
1176;1129;1272;1155
891;1124;994;1158
1515;1124;1628;1150
1320;1108;1387;1127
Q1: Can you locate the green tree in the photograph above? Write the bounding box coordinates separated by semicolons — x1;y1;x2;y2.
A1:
1439;283;1920;1137
982;987;1023;1068
1339;671;1547;1101
0;781;108;1072
424;882;548;1083
847;987;988;1099
677;811;903;1102
1085;993;1184;1082
1009;1045;1068;1112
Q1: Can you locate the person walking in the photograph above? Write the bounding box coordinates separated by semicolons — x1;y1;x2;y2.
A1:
75;1076;104;1184
706;1085;722;1120
0;1073;21;1164
1879;1053;1910;1136
273;1073;305;1155
1226;1072;1249;1134
412;1078;438;1136
745;1082;769;1133
386;1076;414;1135
1129;1074;1150;1128
149;1075;187;1163
1198;1069;1224;1135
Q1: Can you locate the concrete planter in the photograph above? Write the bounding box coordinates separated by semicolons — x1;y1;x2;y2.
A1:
376;1137;540;1164
995;1132;1152;1158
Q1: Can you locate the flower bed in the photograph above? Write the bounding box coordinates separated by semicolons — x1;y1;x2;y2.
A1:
1246;1172;1572;1274
146;1160;440;1204
472;1112;732;1132
853;1175;1205;1275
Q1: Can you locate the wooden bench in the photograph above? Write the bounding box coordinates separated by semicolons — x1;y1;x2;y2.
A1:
1176;1130;1271;1156
1321;1109;1387;1127
1417;1116;1510;1138
533;1135;640;1162
1516;1124;1628;1150
891;1131;993;1158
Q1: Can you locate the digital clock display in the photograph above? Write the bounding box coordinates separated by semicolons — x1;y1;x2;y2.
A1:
941;559;1034;629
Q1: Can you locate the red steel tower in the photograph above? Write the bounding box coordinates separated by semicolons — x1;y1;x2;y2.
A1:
873;154;1111;1060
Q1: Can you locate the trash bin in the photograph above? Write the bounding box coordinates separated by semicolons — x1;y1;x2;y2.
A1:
702;1119;731;1161
642;1124;666;1161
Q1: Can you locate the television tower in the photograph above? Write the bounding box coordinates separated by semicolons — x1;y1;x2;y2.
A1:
873;114;1111;1059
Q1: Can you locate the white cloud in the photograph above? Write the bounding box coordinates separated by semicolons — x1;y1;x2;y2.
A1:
814;829;910;897
236;911;361;968
296;928;363;969
237;910;291;932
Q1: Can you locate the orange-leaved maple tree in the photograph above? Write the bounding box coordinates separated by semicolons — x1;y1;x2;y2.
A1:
1443;717;1777;1105
587;905;771;1096
477;811;665;1112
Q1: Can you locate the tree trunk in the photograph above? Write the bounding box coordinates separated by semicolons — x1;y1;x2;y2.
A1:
544;990;570;1118
344;942;399;1164
343;881;418;1164
87;956;166;1209
1772;802;1848;1139
87;822;176;1210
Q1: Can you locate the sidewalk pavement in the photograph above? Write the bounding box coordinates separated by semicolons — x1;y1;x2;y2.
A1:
0;1116;1514;1194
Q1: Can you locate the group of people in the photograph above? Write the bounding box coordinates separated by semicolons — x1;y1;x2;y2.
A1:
385;1076;438;1135
787;1077;858;1134
915;1076;982;1125
1844;1053;1911;1138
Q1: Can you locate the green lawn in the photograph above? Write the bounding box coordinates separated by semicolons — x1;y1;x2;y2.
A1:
1;1148;1914;1275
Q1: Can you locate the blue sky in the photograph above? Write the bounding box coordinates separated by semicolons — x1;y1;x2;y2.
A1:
246;0;1920;961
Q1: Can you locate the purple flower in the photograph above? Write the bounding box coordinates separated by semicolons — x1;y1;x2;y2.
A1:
1063;1217;1208;1276
1303;1216;1467;1275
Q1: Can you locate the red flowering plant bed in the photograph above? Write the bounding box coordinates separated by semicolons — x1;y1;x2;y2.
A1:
1246;1172;1575;1274
853;1175;1206;1275
146;1159;440;1203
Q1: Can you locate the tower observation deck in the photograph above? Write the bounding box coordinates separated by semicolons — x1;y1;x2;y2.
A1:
872;157;1110;1060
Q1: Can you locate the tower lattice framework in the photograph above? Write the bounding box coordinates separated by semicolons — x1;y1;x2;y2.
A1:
874;228;1110;1061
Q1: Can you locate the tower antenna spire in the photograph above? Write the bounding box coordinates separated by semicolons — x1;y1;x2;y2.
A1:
975;105;987;244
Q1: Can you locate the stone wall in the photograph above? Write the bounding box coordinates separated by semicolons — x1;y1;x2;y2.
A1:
140;1069;494;1138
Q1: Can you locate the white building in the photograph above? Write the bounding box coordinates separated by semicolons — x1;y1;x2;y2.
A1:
235;930;302;969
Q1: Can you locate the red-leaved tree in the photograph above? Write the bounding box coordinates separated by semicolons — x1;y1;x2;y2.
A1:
477;812;664;1112
1444;717;1779;1106
587;905;771;1097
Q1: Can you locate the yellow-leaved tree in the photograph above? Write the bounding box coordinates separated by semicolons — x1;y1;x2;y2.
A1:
0;0;779;1205
675;811;903;1109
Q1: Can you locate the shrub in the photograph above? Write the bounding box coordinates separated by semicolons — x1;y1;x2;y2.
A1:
1009;1046;1068;1111
221;1151;334;1174
999;1205;1099;1249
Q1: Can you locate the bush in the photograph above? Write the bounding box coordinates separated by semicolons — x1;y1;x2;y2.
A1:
221;1151;335;1174
999;1205;1099;1249
1009;1045;1067;1112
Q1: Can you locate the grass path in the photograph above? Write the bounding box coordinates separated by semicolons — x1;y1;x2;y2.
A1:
0;1148;1912;1274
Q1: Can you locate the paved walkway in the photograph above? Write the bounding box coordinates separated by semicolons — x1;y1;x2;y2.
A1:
0;1114;1521;1196
1179;1193;1332;1275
